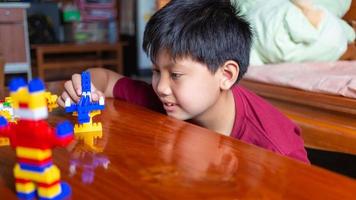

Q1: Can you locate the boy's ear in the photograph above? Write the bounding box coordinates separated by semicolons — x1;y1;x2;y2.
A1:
219;60;239;90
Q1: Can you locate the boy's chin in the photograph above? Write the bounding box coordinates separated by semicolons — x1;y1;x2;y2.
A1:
166;112;191;121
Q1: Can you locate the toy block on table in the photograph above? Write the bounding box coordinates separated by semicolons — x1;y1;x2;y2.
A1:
65;71;104;123
74;117;103;150
1;91;58;122
0;97;16;122
0;98;15;146
0;77;74;200
0;88;58;147
65;71;105;139
44;92;59;112
74;111;103;152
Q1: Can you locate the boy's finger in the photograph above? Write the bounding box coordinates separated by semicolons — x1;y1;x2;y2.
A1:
91;90;104;101
71;74;82;95
61;91;76;106
57;93;71;108
57;96;65;108
90;83;96;92
91;93;99;101
64;81;80;102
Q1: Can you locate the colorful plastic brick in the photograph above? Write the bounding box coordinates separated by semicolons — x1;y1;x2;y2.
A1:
71;114;108;153
44;92;59;112
3;91;58;116
0;78;74;200
65;70;105;148
65;71;105;125
0;96;16;122
0;95;16;146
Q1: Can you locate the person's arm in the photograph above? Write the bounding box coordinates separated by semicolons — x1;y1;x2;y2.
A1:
57;68;123;107
88;68;123;97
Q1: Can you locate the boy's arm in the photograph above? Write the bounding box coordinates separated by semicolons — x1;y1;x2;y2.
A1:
88;68;124;97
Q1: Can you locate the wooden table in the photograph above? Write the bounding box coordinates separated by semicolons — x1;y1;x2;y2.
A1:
0;81;355;199
32;42;124;80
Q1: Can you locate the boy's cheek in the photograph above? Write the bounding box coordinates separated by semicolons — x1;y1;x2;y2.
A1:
151;79;158;89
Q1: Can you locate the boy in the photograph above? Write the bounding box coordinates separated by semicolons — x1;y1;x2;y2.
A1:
58;0;309;163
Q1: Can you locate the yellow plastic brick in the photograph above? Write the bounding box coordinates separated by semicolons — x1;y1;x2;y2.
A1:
15;181;36;193
16;147;52;160
38;184;61;198
14;164;60;184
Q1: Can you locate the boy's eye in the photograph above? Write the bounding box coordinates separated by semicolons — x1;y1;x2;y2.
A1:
171;73;182;79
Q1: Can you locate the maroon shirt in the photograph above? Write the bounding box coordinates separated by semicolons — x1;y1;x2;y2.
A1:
113;77;309;163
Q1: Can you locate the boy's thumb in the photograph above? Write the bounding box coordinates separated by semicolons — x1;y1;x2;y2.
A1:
91;91;104;101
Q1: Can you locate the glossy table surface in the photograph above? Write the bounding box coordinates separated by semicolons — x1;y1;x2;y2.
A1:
0;81;356;199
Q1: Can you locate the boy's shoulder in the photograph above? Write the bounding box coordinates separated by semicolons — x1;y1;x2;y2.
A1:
232;84;298;137
231;84;293;124
231;84;306;159
232;84;272;108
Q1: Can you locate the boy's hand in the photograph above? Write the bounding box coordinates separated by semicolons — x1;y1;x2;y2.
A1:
57;73;104;108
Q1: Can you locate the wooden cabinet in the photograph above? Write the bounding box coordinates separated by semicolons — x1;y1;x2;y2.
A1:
32;42;125;81
0;23;27;63
0;3;31;80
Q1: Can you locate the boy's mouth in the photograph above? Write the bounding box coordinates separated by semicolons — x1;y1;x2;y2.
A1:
165;102;174;106
163;102;176;112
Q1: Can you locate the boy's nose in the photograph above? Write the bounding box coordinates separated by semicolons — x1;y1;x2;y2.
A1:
156;77;172;97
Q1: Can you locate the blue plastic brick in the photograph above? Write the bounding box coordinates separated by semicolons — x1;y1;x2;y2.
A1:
17;191;36;199
65;71;104;124
65;104;77;113
56;121;74;137
28;78;45;92
81;71;91;93
9;78;26;92
0;116;8;127
19;162;53;173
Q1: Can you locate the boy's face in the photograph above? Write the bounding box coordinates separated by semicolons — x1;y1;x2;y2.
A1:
152;51;222;121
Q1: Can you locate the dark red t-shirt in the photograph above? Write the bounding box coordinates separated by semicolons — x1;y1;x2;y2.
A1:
113;77;309;163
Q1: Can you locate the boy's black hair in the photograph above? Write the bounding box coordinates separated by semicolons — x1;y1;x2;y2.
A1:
143;0;252;82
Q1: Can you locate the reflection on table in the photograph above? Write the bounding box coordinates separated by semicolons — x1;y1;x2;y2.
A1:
68;132;110;184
